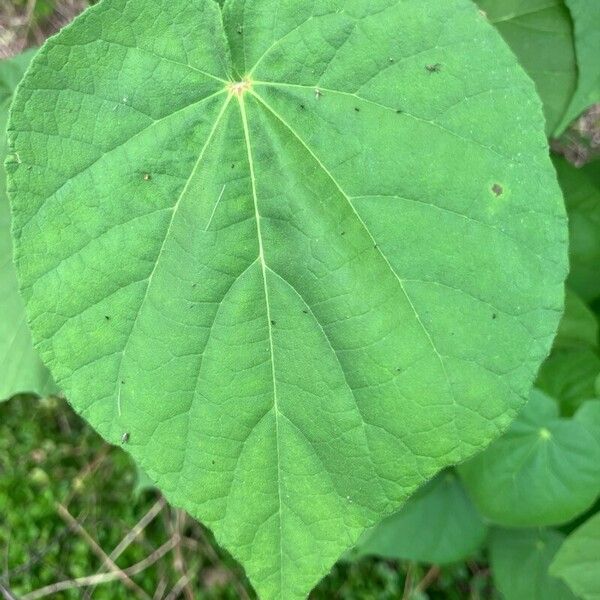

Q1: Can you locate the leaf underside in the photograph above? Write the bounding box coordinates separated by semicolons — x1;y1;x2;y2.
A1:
0;49;57;401
7;0;567;598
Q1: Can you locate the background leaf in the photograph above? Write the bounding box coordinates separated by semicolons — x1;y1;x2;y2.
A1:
490;527;577;600
460;390;600;526
554;155;600;302
537;347;600;414
551;511;600;600
554;289;598;350
476;0;577;135
6;0;568;597
556;0;600;132
0;49;57;401
353;470;487;565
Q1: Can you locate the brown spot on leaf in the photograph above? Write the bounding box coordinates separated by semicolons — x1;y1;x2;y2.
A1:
492;184;503;197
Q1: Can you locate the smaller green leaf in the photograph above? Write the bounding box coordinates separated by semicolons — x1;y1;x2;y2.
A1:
555;289;598;350
554;155;600;302
537;347;600;414
133;464;156;498
490;528;577;600
353;471;487;565
551;512;600;600
556;0;600;132
0;50;57;402
476;0;577;135
459;391;600;527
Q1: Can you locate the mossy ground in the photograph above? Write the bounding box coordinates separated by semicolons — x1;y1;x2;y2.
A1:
0;396;495;598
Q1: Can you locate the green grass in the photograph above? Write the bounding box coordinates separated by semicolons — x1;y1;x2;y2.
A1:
0;396;494;599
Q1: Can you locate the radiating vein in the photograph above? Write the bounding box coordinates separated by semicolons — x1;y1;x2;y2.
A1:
249;89;459;427
115;94;233;417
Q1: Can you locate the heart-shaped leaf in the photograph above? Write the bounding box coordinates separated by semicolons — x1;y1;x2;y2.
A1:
490;528;578;600
0;50;57;402
460;392;600;526
353;470;487;565
6;0;568;597
551;512;600;600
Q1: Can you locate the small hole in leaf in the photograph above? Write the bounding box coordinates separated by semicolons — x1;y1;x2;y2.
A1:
492;183;503;197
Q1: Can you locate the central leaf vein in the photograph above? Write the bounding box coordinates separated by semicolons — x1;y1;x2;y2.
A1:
237;93;285;586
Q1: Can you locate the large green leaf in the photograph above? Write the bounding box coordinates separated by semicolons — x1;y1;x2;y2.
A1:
551;512;600;600
476;0;577;136
460;392;600;526
353;470;487;564
556;0;600;132
554;155;600;302
6;1;568;597
490;528;578;600
0;50;57;401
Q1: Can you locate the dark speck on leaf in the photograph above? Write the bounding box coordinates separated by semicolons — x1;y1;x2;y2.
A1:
121;433;130;444
302;310;308;314
426;63;442;73
300;104;305;110
492;313;497;320
396;109;402;114
341;231;346;236
104;316;110;321
121;380;125;385
354;107;360;112
236;25;243;34
270;320;276;326
492;184;504;197
231;163;235;169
